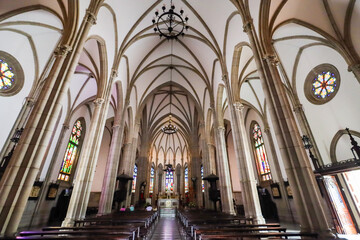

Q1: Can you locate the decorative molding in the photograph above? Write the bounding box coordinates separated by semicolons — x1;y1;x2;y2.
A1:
217;126;225;131
54;45;72;56
233;102;244;112
112;124;120;130
111;69;118;78
265;54;279;66
242;19;253;33
347;63;360;72
293;104;303;113
85;10;97;25
93;98;105;105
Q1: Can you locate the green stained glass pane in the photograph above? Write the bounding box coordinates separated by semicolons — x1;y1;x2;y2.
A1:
252;123;272;181
58;120;83;181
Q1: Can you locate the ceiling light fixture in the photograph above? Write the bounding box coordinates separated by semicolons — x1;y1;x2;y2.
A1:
161;41;178;135
152;0;189;40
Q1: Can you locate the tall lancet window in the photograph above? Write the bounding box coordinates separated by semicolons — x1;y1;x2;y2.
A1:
165;170;174;192
252;122;272;182
58;120;83;182
201;165;204;192
149;166;155;193
132;164;138;193
184;167;189;193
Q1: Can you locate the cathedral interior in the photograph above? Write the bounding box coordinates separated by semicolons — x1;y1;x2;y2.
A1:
0;0;360;239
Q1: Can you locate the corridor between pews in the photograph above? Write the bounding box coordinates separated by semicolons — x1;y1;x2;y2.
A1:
149;208;188;240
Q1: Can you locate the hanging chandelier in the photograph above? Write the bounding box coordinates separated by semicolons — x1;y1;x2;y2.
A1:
161;114;178;134
152;0;189;39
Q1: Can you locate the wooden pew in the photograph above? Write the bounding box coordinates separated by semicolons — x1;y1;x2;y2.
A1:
198;231;318;239
191;223;281;237
42;225;140;239
194;227;286;239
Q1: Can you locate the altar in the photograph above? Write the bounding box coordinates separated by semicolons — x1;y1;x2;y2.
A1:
158;198;179;209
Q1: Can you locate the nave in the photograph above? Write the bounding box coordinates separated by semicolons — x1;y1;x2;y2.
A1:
1;0;360;239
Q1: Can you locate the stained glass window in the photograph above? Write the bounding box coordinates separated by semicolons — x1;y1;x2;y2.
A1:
252;123;272;182
201;165;204;192
0;59;15;90
185;167;189;193
149;166;155;193
165;170;174;192
312;71;337;99
58;120;83;181
132;164;138;193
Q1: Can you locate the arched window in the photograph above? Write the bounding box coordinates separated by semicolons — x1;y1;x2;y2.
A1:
132;164;138;193
149;166;155;193
58;120;83;182
184;166;189;193
201;165;204;192
252;122;272;182
165;170;174;192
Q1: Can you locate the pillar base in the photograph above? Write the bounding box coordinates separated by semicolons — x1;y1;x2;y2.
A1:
61;218;75;227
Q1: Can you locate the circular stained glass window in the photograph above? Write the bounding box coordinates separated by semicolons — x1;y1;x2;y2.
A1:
0;60;15;90
0;51;24;96
304;64;340;105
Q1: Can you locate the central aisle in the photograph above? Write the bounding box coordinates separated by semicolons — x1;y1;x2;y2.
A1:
149;209;187;240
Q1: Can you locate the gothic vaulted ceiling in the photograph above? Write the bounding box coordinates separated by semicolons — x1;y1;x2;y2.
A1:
1;0;360;166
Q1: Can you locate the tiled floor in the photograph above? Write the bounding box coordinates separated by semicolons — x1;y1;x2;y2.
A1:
149;209;188;240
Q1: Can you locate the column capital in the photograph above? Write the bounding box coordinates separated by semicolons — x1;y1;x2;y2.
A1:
233;102;244;112
243;19;253;33
93;98;105;105
112;124;120;130
85;10;97;25
54;44;72;56
62;123;70;130
348;63;360;72
111;69;118;78
222;74;227;81
264;54;279;66
293;104;303;113
263;126;270;134
217;126;225;131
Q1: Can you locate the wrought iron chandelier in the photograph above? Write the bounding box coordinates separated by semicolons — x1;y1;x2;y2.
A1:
152;0;189;39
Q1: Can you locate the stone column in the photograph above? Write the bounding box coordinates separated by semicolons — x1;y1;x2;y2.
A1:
292;104;323;165
62;97;109;226
214;126;235;215
190;145;203;208
207;143;217;174
231;102;264;223
243;19;333;237
97;122;122;215
199;124;212;209
0;7;99;236
0;97;34;167
262;126;294;222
